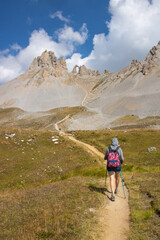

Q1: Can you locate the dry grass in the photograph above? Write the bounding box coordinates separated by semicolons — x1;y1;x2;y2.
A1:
0;106;86;130
0;127;106;240
72;129;160;239
0;176;104;240
0;127;102;192
110;115;160;129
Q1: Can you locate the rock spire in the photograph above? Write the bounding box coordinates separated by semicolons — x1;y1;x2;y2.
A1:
28;50;68;77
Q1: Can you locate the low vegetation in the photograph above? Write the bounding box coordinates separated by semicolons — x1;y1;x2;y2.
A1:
72;129;160;239
110;115;160;129
1;114;160;239
0;106;86;130
0;127;105;239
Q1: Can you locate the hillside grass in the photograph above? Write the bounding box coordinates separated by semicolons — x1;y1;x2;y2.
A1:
111;115;160;129
0;106;86;130
1;123;160;239
71;129;160;240
0;127;105;240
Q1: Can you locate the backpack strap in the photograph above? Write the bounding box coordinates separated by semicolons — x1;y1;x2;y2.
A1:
109;146;119;153
108;146;111;153
116;146;120;152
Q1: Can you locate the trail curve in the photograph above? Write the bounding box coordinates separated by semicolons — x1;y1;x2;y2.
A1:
54;117;130;240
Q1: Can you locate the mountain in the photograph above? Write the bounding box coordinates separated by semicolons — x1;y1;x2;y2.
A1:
0;50;101;112
0;41;160;129
67;41;160;129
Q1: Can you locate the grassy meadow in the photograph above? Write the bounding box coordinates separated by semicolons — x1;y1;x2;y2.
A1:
72;129;160;240
0;106;87;130
0;116;160;239
0;127;105;240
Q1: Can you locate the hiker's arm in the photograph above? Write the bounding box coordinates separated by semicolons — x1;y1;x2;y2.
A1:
104;148;109;160
119;148;124;163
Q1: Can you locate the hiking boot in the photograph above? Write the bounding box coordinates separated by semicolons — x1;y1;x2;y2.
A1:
111;195;115;201
115;189;119;194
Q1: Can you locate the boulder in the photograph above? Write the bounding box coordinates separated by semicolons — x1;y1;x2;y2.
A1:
104;69;110;74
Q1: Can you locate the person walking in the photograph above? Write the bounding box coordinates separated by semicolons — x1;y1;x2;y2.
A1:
104;137;124;201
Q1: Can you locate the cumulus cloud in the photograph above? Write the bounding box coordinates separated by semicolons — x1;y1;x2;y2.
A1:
1;0;160;84
57;24;88;45
66;53;87;72
49;11;70;23
67;0;160;73
10;43;22;52
0;24;88;84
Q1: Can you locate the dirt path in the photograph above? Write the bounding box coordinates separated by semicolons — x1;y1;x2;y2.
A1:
99;179;130;240
55;119;130;240
54;115;70;132
81;82;97;106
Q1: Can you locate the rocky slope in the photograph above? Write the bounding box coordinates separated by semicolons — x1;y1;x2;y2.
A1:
0;50;100;112
67;41;160;129
0;41;160;129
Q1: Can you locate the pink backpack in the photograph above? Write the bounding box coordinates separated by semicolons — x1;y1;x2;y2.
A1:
107;146;120;168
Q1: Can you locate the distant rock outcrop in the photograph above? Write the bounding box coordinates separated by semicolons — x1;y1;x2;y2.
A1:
139;41;160;75
29;50;68;77
72;65;101;76
104;69;110;74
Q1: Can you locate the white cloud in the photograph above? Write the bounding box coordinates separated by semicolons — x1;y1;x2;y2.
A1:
0;25;88;84
0;49;10;56
11;43;22;52
1;0;160;84
0;55;23;84
49;11;70;23
66;53;87;72
67;0;160;73
57;24;88;45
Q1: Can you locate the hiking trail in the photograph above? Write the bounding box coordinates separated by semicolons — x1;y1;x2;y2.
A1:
55;118;130;240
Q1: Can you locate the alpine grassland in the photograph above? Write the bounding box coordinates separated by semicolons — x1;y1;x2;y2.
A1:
0;106;87;130
1;124;160;239
0;127;105;240
73;129;160;240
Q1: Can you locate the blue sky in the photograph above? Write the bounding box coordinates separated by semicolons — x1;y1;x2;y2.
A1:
0;0;160;84
0;0;110;57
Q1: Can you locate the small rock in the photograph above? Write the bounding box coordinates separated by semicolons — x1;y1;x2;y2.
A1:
5;133;16;138
148;147;157;152
52;139;58;142
89;208;96;213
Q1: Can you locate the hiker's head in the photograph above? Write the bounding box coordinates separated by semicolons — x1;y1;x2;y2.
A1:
112;137;119;146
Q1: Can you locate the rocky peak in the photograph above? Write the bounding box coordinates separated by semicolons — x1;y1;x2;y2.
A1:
145;41;160;64
138;41;160;75
72;65;101;76
28;50;68;77
131;59;139;66
104;69;110;74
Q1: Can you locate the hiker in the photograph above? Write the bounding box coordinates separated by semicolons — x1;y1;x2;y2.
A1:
104;137;124;201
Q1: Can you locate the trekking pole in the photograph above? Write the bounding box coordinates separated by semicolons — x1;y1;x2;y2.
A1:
105;164;107;186
120;171;126;199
